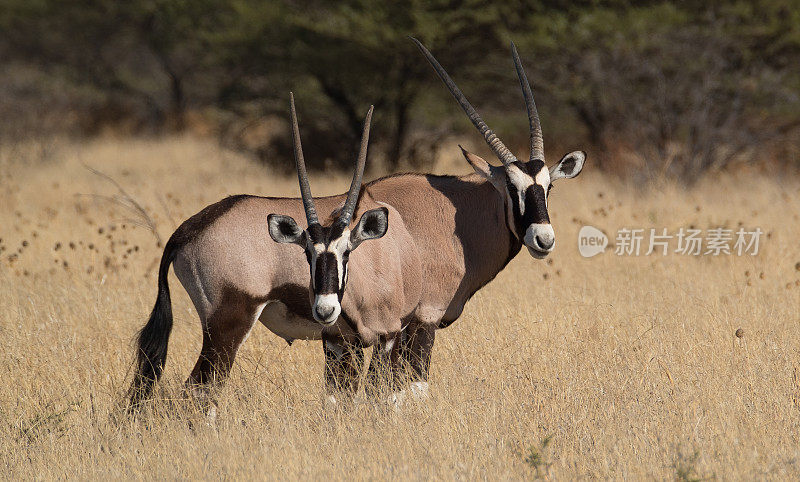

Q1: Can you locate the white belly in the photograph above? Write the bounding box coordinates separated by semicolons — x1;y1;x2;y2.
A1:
259;300;324;342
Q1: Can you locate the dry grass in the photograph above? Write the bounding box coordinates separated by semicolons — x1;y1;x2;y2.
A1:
1;136;799;479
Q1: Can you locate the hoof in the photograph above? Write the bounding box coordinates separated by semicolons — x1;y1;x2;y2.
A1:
323;394;339;411
387;382;430;409
205;405;218;427
409;381;430;400
387;390;407;409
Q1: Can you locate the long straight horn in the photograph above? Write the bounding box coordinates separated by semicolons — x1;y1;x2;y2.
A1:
289;92;319;226
338;105;374;227
411;37;517;167
510;42;544;162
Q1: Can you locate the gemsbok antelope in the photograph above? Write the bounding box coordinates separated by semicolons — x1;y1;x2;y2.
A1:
129;37;587;411
128;94;422;411
360;38;587;400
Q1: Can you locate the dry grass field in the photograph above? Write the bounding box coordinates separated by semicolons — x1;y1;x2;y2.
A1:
1;136;799;479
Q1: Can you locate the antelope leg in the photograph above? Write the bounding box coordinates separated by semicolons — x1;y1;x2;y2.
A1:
322;337;365;408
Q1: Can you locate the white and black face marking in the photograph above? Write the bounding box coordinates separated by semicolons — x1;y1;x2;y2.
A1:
305;222;349;324
267;207;389;325
502;159;556;259
461;148;586;260
497;151;587;259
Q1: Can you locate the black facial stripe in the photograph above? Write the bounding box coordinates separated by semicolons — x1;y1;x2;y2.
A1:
527;159;545;173
524;184;550;225
313;252;339;295
506;177;522;217
329;222;347;240
521;159;549;224
303;220;353;299
505;179;551;238
505;177;525;236
338;253;349;301
306;223;324;243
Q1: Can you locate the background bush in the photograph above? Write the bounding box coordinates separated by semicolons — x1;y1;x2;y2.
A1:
1;0;798;179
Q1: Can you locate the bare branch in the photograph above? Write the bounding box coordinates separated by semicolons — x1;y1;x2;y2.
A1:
80;164;162;245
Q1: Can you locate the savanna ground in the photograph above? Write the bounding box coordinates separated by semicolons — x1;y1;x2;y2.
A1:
1;136;799;479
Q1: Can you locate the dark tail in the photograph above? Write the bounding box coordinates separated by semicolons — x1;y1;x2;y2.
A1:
127;235;179;411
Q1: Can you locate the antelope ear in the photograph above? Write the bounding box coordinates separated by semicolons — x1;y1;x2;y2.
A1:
550;151;585;181
268;214;306;245
459;145;505;192
350;207;389;250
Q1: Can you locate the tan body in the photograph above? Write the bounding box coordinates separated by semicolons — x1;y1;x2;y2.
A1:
128;169;519;409
128;156;582;413
136;190;421;410
175;171;515;377
359;172;523;391
173;192;421;347
366;172;520;326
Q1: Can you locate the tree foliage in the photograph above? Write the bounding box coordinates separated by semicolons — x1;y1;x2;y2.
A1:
1;0;798;177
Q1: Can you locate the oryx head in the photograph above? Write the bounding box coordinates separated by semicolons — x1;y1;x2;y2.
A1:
413;38;585;259
268;94;389;325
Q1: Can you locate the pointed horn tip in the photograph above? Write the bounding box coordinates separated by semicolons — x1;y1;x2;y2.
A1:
510;42;524;63
409;36;427;52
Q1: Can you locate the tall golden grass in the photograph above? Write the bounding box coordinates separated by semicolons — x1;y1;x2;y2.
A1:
1;136;799;479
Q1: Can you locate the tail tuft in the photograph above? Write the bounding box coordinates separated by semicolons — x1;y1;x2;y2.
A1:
127;238;177;412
